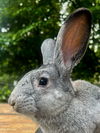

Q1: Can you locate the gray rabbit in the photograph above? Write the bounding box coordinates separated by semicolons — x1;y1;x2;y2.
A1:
8;8;100;133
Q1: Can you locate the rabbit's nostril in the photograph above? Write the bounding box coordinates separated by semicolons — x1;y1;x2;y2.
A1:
8;95;16;107
11;101;15;106
8;98;16;106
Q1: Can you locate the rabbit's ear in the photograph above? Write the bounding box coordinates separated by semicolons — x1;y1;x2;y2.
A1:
54;8;92;74
41;39;55;65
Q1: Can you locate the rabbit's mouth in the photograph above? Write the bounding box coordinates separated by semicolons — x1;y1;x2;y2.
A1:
8;98;23;113
12;103;20;112
8;94;38;116
12;101;38;116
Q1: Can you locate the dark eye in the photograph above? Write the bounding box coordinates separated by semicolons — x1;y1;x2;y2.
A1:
39;77;48;86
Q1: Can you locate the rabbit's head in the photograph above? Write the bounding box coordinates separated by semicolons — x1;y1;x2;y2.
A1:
8;8;92;122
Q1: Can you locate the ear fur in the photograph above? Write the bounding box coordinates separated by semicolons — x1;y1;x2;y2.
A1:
54;8;92;74
41;39;55;65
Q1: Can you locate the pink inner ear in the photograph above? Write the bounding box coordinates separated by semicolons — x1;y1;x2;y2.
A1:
62;14;89;64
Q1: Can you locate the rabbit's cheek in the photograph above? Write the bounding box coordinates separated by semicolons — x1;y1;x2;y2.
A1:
11;95;37;114
37;92;64;113
54;90;63;99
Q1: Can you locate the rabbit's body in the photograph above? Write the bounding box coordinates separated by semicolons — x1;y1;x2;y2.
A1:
8;8;100;133
35;80;100;133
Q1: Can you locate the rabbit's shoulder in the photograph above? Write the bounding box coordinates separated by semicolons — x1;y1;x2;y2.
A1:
72;80;100;102
72;80;100;92
71;80;100;132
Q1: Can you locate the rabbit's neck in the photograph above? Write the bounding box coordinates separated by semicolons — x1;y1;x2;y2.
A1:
40;109;69;133
37;100;74;133
37;95;97;133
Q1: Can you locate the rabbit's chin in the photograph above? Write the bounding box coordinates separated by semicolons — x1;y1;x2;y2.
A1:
13;106;38;122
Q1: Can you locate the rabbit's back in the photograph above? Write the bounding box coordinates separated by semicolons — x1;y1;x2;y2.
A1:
72;80;100;99
72;80;100;127
72;80;100;107
38;81;100;133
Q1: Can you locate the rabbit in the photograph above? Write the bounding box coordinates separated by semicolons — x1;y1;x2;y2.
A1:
8;8;100;133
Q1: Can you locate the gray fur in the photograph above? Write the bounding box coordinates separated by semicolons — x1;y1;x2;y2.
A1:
41;39;55;65
8;8;100;133
35;128;43;133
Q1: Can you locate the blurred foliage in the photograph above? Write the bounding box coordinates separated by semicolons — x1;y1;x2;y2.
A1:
0;0;100;102
0;74;18;102
0;85;11;102
0;0;61;75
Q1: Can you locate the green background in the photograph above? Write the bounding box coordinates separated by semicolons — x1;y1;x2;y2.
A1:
0;0;100;102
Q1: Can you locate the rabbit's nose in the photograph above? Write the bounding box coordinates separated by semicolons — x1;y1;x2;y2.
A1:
10;101;15;106
8;97;16;107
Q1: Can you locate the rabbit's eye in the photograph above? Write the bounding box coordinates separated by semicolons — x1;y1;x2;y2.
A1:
39;77;48;86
